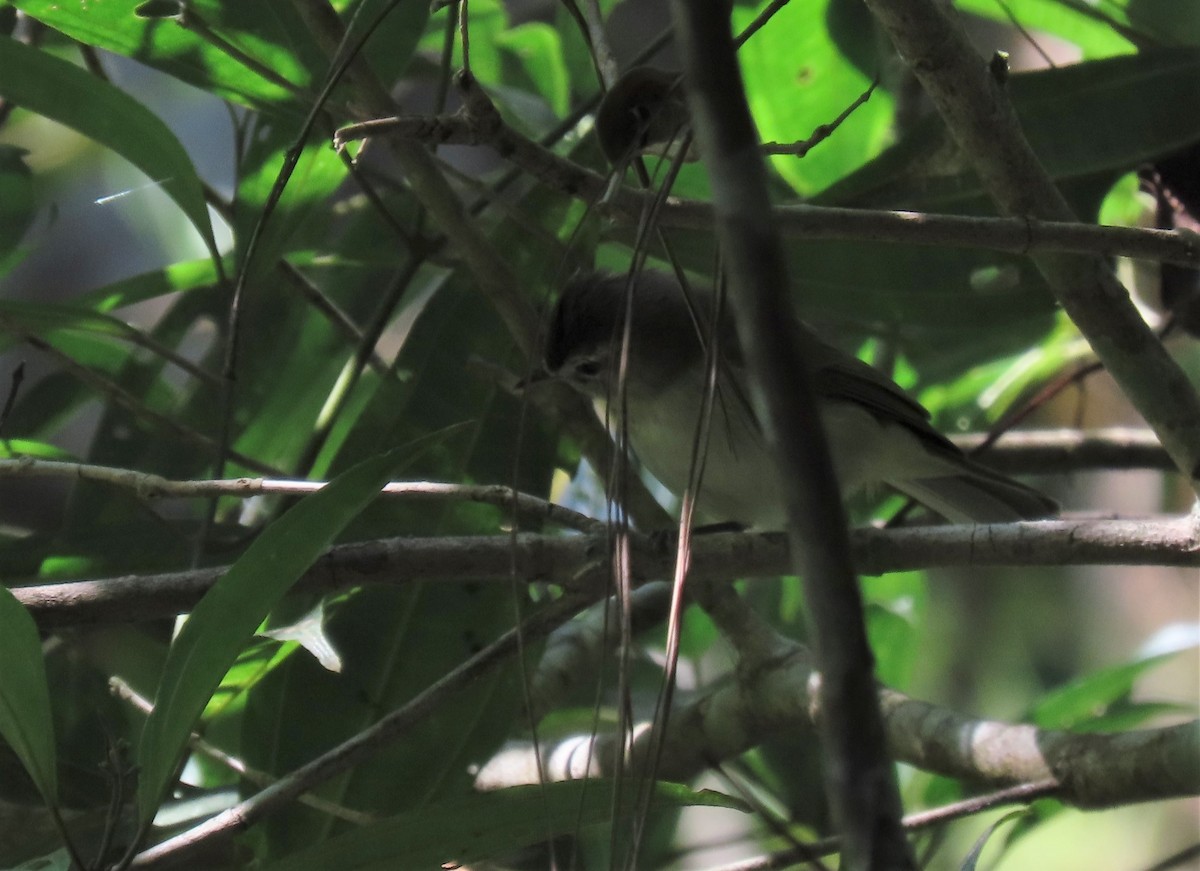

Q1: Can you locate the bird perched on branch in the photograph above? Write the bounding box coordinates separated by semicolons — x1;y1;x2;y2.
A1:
535;269;1056;527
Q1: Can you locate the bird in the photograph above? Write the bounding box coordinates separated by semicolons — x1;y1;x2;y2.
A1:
537;268;1056;527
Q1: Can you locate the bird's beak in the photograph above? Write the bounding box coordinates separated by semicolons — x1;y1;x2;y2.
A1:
513;367;552;393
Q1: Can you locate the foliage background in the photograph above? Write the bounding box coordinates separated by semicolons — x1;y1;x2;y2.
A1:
0;0;1196;868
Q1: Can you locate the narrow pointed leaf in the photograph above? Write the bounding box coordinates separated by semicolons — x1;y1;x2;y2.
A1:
136;444;424;823
0;585;58;807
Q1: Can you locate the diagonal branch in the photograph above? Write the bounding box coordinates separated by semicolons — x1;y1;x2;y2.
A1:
477;646;1199;808
862;0;1200;490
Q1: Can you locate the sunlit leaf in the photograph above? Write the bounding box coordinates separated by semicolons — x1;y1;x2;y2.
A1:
0;35;219;260
734;0;894;196
14;0;320;110
954;0;1137;58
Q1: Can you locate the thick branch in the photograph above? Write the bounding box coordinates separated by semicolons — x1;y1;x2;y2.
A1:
863;0;1200;489
478;651;1199;808
877;689;1199;808
15;516;1198;628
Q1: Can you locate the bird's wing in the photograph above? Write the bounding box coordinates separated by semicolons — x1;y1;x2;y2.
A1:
802;331;961;454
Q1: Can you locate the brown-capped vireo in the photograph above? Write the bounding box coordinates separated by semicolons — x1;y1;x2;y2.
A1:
536;269;1056;527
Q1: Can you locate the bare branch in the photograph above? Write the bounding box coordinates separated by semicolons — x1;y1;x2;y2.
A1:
337;106;1200;267
877;689;1199;808
22;517;1196;630
952;428;1173;474
0;460;602;533
480;647;1198;807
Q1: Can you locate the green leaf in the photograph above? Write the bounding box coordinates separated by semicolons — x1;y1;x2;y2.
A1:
264;781;746;871
135;444;424;824
0;145;34;268
0;440;74;461
0;585;58;806
734;0;894;195
74;258;222;313
14;0;321;111
497;23;570;116
955;0;1200;56
818;48;1200;209
0;35;219;260
1029;630;1199;730
954;0;1138;58
1073;700;1198;734
865;590;921;689
960;808;1030;871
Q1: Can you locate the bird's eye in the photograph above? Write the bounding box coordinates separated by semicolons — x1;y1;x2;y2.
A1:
574;359;602;378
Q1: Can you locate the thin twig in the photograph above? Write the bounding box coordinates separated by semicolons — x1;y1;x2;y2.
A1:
0;459;602;531
760;75;879;158
276;261;391;375
109;677;377;826
174;5;310;101
0;361;24;438
696;780;1061;871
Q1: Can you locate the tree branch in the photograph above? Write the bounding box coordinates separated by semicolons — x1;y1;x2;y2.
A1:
0;459;603;533
478;644;1199;808
0;428;1174;508
951;428;1173;474
16;516;1199;628
666;2;912;865
336;104;1200;267
877;689;1199;808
